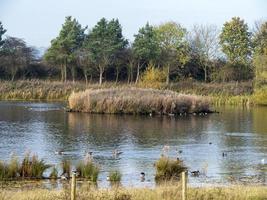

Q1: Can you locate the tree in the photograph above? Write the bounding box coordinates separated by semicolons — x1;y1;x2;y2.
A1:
0;21;6;47
75;45;94;85
86;18;127;85
156;22;188;84
219;17;252;64
133;23;160;83
253;21;267;88
0;37;34;81
44;16;86;82
189;24;219;82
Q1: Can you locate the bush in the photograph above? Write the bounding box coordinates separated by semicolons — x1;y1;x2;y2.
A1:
253;86;267;105
139;64;167;89
155;156;187;182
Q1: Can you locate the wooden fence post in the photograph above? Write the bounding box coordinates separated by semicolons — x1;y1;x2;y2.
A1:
181;171;187;200
71;170;77;200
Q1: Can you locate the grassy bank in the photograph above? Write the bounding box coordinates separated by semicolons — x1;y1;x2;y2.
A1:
0;185;266;200
69;88;211;115
0;79;262;106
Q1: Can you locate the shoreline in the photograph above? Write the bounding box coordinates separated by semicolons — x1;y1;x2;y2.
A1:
0;80;255;106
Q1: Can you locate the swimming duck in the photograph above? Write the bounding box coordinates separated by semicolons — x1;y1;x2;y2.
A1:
113;149;123;157
190;170;200;176
55;150;64;155
140;172;145;181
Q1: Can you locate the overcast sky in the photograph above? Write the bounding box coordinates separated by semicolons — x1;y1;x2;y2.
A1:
0;0;266;48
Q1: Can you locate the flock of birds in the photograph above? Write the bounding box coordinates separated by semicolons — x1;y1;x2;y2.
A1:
55;149;147;181
55;144;266;181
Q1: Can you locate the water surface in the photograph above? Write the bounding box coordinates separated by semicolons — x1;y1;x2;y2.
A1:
0;101;266;187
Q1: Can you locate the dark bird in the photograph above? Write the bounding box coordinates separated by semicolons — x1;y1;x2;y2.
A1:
222;152;227;157
178;150;183;154
140;172;145;181
209;142;212;145
190;170;200;176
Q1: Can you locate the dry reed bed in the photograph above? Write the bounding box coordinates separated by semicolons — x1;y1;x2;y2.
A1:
0;185;266;200
68;88;211;115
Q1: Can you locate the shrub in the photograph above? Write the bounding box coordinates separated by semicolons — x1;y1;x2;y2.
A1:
253;86;267;105
155;156;187;182
139;64;167;89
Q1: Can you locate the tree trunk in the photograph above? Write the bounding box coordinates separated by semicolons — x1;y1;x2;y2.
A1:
99;66;104;85
115;67;119;83
71;67;75;83
204;65;207;82
135;62;140;84
64;59;67;82
61;64;64;82
84;71;88;86
166;64;170;85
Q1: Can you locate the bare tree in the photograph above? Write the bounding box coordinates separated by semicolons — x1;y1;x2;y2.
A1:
0;37;34;81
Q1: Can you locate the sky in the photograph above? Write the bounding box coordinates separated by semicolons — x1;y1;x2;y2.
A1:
0;0;266;48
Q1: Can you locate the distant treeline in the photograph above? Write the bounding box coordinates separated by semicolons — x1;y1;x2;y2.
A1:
0;17;266;86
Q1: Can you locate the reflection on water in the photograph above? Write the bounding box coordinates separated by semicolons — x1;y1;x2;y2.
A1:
0;101;266;187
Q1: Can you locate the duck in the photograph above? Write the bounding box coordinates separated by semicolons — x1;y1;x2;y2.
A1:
190;170;200;176
55;150;64;155
140;172;145;181
113;149;123;157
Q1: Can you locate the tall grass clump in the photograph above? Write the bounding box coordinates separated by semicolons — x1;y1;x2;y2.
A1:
76;160;99;182
69;88;211;115
49;166;58;179
61;160;71;178
155;156;187;182
20;153;50;179
108;170;122;182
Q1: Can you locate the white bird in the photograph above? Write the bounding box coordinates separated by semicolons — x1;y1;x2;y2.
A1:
261;159;265;165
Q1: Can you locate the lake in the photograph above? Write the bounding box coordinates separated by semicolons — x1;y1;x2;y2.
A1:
0;101;266;187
